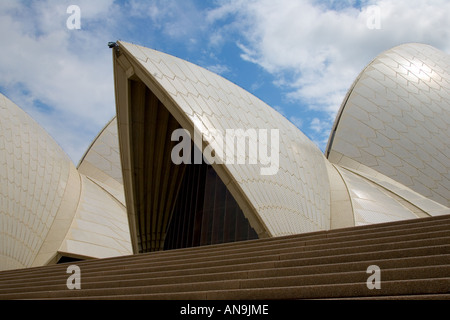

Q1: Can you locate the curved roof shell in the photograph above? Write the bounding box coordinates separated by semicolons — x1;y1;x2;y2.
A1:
114;41;332;243
327;43;450;208
78;117;125;205
1;41;449;270
0;93;79;270
0;93;132;271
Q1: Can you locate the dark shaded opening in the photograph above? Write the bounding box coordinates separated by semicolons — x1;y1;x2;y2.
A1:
57;256;84;264
164;145;258;250
127;78;258;253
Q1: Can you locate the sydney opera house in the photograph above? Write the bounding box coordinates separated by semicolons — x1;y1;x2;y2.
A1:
0;41;449;299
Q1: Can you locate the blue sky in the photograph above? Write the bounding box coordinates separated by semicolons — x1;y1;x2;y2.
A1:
1;0;449;164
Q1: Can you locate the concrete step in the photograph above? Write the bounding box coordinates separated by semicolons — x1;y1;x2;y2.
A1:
331;294;450;300
0;215;448;300
1;237;447;293
2;264;448;300
1;223;448;282
55;278;450;300
1;215;448;278
2;253;447;292
0;243;448;300
1;253;448;296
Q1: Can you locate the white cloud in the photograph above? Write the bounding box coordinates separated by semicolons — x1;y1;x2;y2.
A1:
205;64;230;75
308;116;334;150
0;0;224;163
210;0;450;145
0;0;120;163
129;0;207;42
310;117;328;134
2;0;449;162
289;116;303;129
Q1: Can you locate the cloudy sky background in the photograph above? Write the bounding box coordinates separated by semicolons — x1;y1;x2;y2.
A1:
0;0;449;164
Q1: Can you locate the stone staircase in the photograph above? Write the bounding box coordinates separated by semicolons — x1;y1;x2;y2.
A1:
0;214;449;300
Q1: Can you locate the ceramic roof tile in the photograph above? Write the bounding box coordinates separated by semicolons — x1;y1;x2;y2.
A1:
119;41;333;236
328;43;450;207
